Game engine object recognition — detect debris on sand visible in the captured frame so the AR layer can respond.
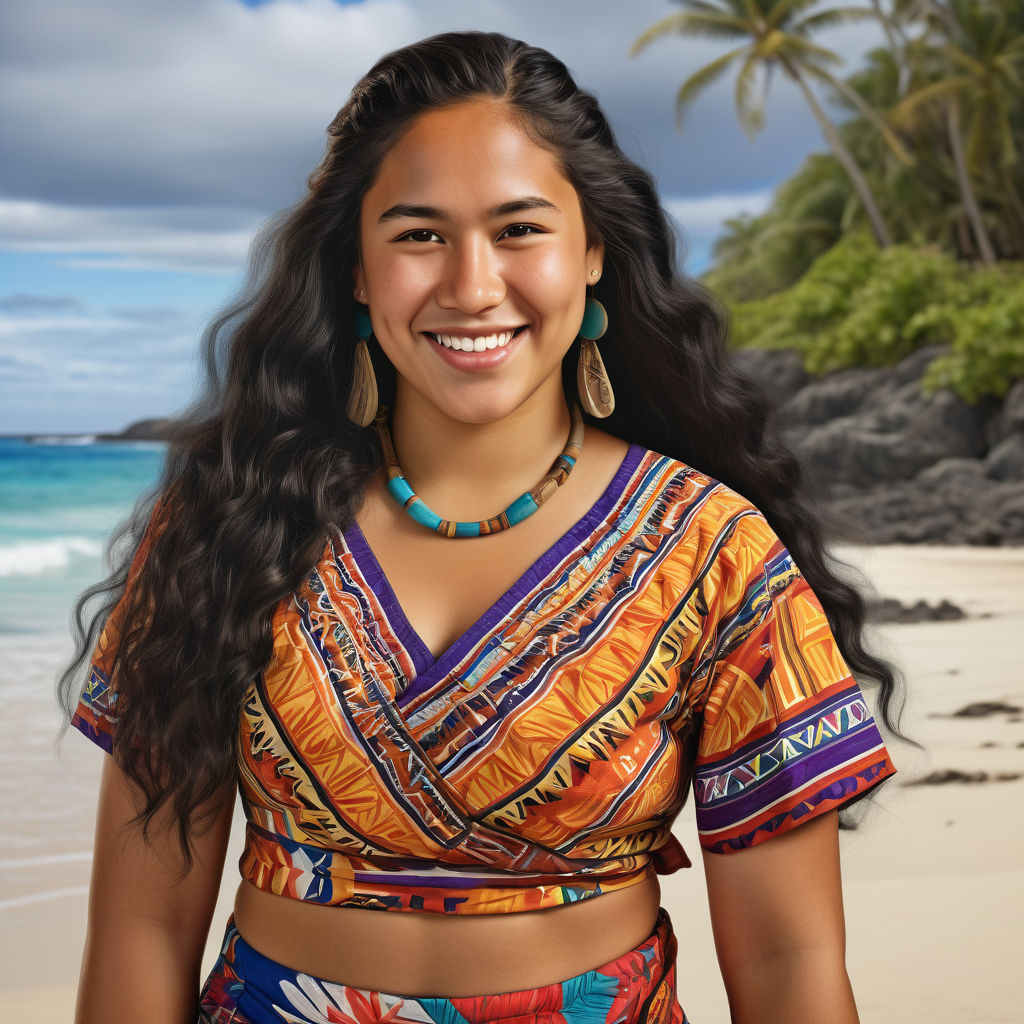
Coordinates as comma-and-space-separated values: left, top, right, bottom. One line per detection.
950, 701, 1022, 718
868, 597, 967, 623
906, 770, 1022, 785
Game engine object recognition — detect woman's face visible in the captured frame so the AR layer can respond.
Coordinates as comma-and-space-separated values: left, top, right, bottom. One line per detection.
354, 97, 604, 425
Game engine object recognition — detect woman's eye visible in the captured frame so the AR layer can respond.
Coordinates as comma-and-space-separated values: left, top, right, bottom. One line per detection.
500, 224, 541, 239
399, 229, 442, 243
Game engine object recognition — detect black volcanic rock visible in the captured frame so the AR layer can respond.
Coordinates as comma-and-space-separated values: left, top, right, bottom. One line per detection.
732, 347, 811, 407
753, 343, 1024, 545
985, 433, 1024, 481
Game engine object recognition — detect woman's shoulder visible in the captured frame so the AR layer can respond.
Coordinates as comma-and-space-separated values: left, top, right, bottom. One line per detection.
622, 435, 763, 525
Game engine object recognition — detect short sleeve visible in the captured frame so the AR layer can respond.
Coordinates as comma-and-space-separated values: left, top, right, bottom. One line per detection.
70, 495, 173, 755
692, 505, 896, 854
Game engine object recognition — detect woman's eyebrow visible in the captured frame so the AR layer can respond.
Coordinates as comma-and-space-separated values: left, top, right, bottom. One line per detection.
377, 196, 561, 223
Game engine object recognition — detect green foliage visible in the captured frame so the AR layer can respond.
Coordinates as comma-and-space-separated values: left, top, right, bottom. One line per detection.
700, 154, 847, 303
920, 269, 1024, 401
694, 0, 1024, 297
728, 232, 882, 354
728, 234, 1024, 402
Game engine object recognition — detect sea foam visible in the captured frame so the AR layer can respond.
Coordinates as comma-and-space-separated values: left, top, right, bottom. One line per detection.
0, 537, 103, 577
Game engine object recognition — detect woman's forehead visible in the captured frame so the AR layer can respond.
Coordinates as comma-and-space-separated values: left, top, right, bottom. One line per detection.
361, 98, 580, 221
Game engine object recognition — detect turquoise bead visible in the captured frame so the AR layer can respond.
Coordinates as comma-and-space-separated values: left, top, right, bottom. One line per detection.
505, 492, 539, 525
388, 476, 416, 506
408, 502, 443, 531
579, 298, 608, 341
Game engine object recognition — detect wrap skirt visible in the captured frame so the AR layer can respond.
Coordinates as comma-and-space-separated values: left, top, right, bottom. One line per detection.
197, 905, 690, 1023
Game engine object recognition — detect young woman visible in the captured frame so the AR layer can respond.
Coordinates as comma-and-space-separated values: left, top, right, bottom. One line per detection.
60, 31, 902, 1024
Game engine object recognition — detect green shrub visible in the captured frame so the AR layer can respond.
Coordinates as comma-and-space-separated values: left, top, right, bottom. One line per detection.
726, 234, 1024, 402
811, 243, 958, 374
921, 274, 1024, 402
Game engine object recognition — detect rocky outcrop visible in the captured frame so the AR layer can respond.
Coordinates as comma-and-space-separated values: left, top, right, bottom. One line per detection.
732, 345, 1024, 545
96, 418, 178, 442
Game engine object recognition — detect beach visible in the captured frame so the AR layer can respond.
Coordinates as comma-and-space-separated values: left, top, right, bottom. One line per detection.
2, 539, 1021, 1021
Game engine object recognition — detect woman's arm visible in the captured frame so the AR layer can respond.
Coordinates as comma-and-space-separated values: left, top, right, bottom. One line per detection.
702, 810, 858, 1024
75, 754, 234, 1024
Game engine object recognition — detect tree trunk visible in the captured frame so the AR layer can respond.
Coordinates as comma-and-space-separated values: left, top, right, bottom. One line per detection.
1001, 168, 1024, 255
870, 0, 912, 98
785, 61, 893, 247
955, 212, 973, 261
947, 94, 996, 265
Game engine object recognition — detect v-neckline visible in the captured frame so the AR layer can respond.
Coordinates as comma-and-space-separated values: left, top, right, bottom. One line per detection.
336, 441, 644, 697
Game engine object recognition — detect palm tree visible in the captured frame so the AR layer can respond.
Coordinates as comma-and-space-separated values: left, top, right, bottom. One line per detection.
890, 0, 1024, 264
630, 0, 913, 247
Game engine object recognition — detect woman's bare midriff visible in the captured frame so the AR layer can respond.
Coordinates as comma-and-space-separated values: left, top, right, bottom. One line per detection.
231, 871, 663, 997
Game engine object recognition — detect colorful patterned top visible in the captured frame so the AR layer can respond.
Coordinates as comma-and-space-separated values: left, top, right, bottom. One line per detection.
72, 442, 896, 914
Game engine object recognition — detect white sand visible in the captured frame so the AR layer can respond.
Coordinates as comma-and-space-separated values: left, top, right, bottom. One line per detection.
4, 543, 1022, 1023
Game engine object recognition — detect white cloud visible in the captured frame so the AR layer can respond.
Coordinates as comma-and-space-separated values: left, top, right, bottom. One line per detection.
665, 190, 775, 233
0, 200, 260, 273
0, 296, 200, 432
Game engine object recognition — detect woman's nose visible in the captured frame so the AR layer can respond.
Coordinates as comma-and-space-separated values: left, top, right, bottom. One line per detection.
436, 240, 505, 313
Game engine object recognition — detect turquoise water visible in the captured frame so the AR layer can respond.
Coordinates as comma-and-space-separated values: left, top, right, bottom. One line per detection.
0, 437, 167, 634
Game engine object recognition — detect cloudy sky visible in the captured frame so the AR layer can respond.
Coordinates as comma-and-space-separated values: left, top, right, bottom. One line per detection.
0, 0, 887, 433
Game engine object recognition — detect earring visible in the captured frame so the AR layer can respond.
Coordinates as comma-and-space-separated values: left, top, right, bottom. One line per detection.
346, 303, 380, 428
576, 295, 615, 418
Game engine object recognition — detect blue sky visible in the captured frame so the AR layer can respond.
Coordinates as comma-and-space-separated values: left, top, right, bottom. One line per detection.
0, 0, 888, 433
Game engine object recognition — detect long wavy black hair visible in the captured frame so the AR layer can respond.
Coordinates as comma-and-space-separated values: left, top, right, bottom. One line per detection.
57, 30, 909, 868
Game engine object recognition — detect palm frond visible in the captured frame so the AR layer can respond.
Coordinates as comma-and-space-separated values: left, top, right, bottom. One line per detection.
795, 7, 881, 33
890, 75, 971, 126
946, 46, 988, 80
778, 34, 846, 66
801, 62, 915, 164
735, 52, 765, 138
631, 11, 750, 57
676, 0, 734, 15
672, 44, 751, 131
765, 0, 824, 29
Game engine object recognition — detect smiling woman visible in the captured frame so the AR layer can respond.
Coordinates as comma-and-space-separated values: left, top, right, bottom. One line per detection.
57, 29, 904, 1024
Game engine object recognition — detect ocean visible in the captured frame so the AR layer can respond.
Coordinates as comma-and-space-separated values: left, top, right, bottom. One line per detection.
0, 436, 167, 635
1, 436, 167, 914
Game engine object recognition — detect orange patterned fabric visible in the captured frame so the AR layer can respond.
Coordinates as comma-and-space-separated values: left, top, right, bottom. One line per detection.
73, 444, 896, 913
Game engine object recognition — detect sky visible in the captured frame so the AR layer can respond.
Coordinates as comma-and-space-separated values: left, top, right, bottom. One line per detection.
0, 0, 889, 434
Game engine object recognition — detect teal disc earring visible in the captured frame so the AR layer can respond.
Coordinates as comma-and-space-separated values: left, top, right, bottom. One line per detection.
576, 295, 615, 418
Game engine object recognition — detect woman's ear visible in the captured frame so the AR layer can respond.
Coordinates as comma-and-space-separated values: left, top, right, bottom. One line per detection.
586, 238, 605, 279
352, 261, 367, 303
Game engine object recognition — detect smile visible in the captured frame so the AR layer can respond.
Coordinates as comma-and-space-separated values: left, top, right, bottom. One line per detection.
426, 327, 527, 352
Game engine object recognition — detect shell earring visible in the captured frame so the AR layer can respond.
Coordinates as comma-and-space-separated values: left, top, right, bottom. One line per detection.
346, 298, 380, 428
576, 273, 615, 418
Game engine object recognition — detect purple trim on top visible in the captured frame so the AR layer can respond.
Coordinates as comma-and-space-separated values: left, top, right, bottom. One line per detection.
340, 442, 646, 705
695, 726, 889, 833
70, 712, 113, 755
341, 521, 436, 671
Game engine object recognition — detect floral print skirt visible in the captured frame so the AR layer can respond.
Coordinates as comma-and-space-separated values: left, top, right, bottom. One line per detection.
198, 905, 689, 1024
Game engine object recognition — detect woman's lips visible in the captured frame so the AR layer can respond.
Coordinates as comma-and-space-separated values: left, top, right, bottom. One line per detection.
424, 326, 528, 370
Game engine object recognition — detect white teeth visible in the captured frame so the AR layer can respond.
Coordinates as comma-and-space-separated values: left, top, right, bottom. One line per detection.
432, 330, 516, 352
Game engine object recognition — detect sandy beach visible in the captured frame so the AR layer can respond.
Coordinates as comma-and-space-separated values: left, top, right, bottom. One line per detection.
4, 542, 1022, 1023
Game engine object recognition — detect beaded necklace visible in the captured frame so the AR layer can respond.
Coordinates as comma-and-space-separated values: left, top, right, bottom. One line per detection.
372, 403, 585, 537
